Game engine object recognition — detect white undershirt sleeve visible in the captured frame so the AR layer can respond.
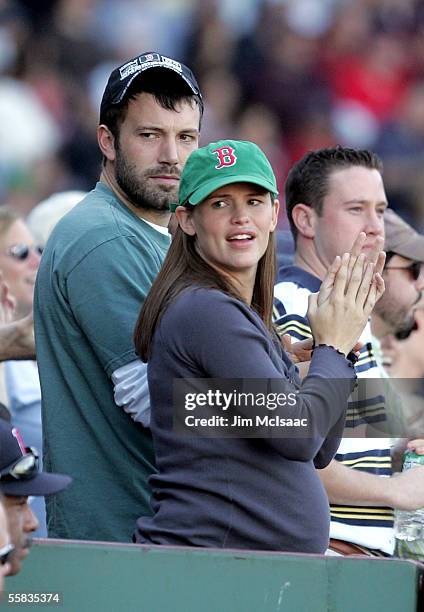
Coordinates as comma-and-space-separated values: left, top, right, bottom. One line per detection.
111, 359, 150, 427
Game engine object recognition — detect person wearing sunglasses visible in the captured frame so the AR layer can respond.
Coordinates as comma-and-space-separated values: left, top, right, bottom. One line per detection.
0, 419, 71, 577
371, 208, 424, 342
371, 210, 424, 469
0, 209, 42, 321
0, 208, 46, 536
0, 495, 12, 599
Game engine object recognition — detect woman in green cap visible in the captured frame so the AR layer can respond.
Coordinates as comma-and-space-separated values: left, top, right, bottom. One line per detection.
133, 139, 385, 553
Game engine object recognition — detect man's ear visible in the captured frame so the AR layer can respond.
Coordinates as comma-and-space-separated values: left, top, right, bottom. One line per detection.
175, 206, 196, 236
291, 203, 316, 239
97, 125, 116, 162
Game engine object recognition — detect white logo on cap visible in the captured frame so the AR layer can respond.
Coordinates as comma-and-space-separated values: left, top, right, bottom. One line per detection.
160, 55, 182, 73
119, 54, 183, 81
139, 53, 161, 65
119, 60, 141, 80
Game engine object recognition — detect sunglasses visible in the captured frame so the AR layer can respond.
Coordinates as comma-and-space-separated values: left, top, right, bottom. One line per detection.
385, 261, 422, 281
395, 319, 418, 340
3, 244, 43, 261
0, 542, 14, 566
0, 447, 39, 483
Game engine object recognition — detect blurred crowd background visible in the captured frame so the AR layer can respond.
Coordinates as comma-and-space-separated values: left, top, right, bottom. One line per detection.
2, 0, 424, 229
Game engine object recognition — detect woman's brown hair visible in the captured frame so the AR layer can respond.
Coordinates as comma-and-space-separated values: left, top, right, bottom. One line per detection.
134, 202, 277, 362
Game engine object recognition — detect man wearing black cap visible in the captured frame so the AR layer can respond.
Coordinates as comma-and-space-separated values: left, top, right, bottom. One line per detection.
33, 52, 202, 541
0, 420, 71, 575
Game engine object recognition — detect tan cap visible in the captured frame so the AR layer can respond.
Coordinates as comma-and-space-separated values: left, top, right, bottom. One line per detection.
384, 208, 424, 262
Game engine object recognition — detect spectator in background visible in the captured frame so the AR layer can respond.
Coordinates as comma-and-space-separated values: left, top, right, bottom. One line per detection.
382, 307, 424, 389
26, 190, 87, 248
34, 52, 203, 542
372, 208, 424, 344
234, 2, 332, 147
374, 210, 424, 438
375, 83, 424, 225
326, 33, 410, 125
235, 103, 288, 211
0, 209, 41, 320
0, 269, 34, 368
0, 208, 45, 536
0, 420, 71, 577
198, 68, 240, 145
183, 0, 235, 80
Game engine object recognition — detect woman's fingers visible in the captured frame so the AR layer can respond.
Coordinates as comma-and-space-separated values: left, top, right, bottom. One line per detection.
307, 291, 318, 317
347, 232, 366, 281
354, 261, 374, 307
318, 255, 342, 306
331, 252, 350, 302
365, 235, 384, 266
374, 250, 386, 277
310, 232, 385, 354
364, 273, 385, 316
375, 272, 385, 298
349, 232, 367, 258
343, 234, 385, 308
345, 253, 367, 301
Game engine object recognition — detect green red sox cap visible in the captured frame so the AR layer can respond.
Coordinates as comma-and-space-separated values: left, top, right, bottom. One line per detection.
170, 140, 278, 212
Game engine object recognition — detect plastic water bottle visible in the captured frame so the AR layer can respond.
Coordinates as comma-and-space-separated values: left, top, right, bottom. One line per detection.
394, 451, 424, 560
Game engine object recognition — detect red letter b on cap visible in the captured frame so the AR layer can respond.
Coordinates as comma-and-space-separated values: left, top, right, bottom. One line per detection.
213, 146, 237, 169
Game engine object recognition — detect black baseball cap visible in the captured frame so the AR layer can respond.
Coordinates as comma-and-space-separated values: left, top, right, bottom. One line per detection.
100, 51, 202, 122
0, 420, 72, 497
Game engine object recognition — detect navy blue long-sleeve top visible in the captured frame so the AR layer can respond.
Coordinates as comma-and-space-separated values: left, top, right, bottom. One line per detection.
135, 288, 356, 553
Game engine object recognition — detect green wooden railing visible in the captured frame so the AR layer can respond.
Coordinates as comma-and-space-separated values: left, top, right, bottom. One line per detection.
3, 540, 423, 611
